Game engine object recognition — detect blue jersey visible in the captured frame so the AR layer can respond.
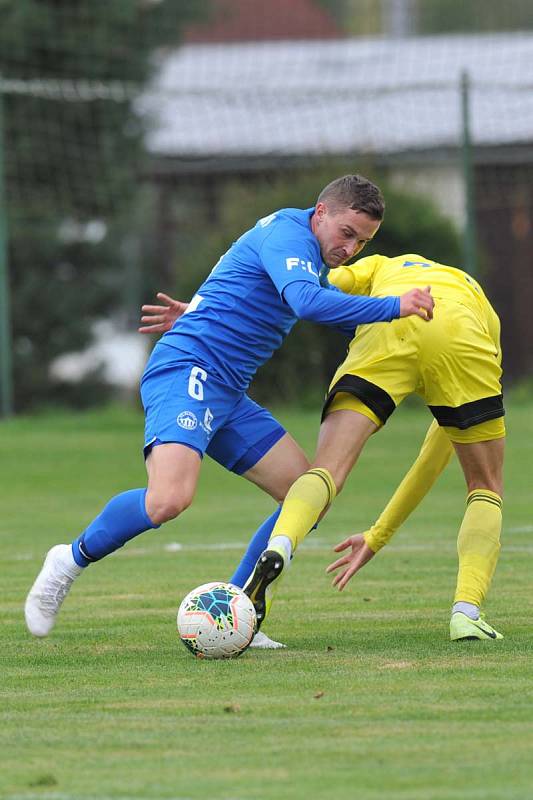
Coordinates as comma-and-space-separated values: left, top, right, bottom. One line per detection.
160, 207, 397, 391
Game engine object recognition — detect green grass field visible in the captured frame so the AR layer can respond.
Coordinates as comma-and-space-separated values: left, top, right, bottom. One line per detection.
1, 401, 532, 800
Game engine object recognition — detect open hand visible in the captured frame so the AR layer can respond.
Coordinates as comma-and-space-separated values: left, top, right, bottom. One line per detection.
326, 533, 376, 591
399, 286, 434, 321
138, 292, 188, 334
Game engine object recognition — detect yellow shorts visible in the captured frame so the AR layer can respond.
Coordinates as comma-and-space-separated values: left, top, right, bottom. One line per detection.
324, 298, 505, 443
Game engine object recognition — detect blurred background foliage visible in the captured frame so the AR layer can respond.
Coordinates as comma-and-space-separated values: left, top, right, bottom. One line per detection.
0, 0, 209, 410
318, 0, 533, 35
1, 0, 531, 412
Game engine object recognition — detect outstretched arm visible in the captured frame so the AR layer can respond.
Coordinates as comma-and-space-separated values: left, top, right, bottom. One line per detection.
138, 292, 188, 334
326, 420, 454, 590
283, 281, 433, 330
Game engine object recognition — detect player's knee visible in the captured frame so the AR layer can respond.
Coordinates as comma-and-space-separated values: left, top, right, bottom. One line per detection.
268, 465, 310, 503
319, 465, 345, 495
274, 475, 302, 503
146, 491, 193, 525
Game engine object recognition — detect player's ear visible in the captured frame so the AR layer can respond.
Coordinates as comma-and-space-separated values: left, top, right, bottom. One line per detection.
315, 201, 327, 219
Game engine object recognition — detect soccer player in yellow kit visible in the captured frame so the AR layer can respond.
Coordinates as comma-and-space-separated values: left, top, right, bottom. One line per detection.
245, 253, 505, 641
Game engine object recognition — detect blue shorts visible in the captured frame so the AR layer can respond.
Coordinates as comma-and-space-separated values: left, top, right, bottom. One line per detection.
140, 343, 286, 475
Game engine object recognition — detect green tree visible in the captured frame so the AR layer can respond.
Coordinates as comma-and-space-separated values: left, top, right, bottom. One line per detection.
0, 0, 208, 410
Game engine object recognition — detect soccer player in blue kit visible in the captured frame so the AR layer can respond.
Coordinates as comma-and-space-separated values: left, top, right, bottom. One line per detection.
25, 175, 433, 638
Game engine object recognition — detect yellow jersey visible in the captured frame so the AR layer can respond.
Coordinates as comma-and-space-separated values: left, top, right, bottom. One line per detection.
329, 253, 500, 359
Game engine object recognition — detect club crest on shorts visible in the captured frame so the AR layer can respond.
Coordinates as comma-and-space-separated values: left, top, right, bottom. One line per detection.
201, 407, 214, 434
177, 410, 198, 430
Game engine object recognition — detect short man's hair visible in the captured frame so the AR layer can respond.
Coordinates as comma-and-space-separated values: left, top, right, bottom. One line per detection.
317, 174, 385, 220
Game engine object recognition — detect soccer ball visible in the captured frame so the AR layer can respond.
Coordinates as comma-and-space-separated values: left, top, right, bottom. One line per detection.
177, 582, 257, 659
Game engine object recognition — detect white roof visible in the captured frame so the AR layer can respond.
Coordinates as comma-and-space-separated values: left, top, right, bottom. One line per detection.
138, 32, 533, 158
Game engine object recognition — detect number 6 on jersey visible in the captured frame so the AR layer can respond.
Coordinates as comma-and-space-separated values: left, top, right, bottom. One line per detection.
188, 366, 207, 401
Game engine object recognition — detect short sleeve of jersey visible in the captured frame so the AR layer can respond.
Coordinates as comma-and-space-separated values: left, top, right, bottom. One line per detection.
328, 255, 380, 296
259, 223, 321, 296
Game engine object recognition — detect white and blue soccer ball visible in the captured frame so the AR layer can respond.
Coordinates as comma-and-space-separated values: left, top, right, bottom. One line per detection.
177, 582, 257, 659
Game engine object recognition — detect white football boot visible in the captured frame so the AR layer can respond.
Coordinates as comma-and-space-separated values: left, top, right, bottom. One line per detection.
248, 630, 287, 649
25, 544, 83, 637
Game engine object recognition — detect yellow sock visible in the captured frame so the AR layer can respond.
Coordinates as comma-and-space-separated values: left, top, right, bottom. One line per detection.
269, 468, 337, 553
454, 489, 502, 607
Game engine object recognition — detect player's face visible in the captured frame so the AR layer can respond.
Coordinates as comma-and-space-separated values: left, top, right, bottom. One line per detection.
312, 202, 381, 268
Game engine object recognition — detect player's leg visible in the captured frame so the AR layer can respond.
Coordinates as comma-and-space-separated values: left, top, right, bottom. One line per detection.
206, 396, 310, 580
268, 406, 377, 552
25, 349, 222, 637
264, 374, 400, 561
70, 442, 200, 568
419, 299, 505, 640
448, 426, 505, 640
236, 432, 312, 648
249, 360, 408, 571
206, 399, 310, 640
227, 507, 281, 589
145, 442, 202, 523
204, 398, 310, 647
69, 442, 202, 567
227, 433, 309, 588
242, 431, 310, 502
24, 441, 203, 638
245, 406, 378, 627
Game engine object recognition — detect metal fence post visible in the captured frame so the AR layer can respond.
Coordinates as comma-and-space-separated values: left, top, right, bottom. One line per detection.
461, 70, 477, 276
0, 80, 14, 417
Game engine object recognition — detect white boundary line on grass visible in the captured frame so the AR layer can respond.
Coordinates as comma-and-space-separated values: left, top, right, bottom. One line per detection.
5, 795, 203, 800
9, 526, 533, 564
507, 525, 533, 533
5, 795, 246, 800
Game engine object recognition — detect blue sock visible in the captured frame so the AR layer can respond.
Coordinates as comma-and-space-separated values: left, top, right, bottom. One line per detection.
228, 510, 321, 588
71, 488, 160, 567
228, 507, 281, 588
